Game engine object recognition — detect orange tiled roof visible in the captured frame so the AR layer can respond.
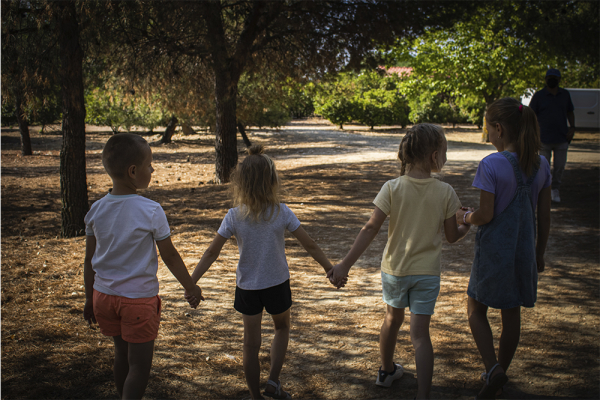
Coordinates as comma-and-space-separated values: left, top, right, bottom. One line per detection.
379, 66, 413, 77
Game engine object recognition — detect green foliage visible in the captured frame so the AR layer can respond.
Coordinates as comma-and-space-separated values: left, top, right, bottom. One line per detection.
354, 71, 409, 128
284, 82, 315, 119
392, 8, 552, 124
313, 70, 409, 129
84, 86, 168, 133
455, 95, 486, 127
1, 92, 62, 129
316, 98, 357, 129
236, 73, 294, 128
408, 91, 467, 126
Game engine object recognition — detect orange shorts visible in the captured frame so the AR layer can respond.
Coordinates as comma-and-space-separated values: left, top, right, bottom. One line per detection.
93, 289, 161, 343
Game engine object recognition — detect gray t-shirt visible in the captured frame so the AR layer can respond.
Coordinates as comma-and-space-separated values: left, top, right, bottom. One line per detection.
217, 203, 301, 290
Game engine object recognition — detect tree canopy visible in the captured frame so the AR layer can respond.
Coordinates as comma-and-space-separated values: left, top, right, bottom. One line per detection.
97, 0, 472, 182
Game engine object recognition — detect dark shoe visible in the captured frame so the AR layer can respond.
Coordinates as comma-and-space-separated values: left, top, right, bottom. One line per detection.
375, 363, 404, 387
263, 379, 291, 399
475, 363, 508, 399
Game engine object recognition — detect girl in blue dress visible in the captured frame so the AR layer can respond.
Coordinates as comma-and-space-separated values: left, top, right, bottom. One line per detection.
458, 98, 552, 399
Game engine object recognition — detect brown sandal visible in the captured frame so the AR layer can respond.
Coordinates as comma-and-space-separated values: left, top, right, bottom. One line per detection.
475, 363, 508, 399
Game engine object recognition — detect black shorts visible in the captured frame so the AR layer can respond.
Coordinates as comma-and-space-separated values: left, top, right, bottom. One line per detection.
234, 280, 292, 316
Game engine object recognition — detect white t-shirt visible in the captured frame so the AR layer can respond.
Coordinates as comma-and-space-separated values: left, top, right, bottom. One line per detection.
85, 193, 171, 298
217, 203, 301, 290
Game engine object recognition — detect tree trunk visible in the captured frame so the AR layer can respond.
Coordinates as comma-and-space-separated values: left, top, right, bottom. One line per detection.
15, 95, 32, 156
213, 72, 239, 183
58, 0, 88, 238
160, 116, 178, 144
182, 123, 196, 135
237, 121, 252, 147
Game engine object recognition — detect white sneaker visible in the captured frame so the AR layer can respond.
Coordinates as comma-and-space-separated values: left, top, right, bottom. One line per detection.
551, 189, 561, 203
375, 363, 404, 387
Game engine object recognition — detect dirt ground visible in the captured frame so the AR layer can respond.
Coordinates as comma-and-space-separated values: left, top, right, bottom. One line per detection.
1, 119, 599, 400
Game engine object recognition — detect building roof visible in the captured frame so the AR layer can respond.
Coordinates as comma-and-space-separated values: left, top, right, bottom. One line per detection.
380, 66, 413, 77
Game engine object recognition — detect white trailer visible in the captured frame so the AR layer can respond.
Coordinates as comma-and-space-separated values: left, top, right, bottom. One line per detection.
522, 88, 599, 129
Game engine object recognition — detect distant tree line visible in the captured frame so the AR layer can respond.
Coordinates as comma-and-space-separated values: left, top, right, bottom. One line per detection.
1, 0, 598, 237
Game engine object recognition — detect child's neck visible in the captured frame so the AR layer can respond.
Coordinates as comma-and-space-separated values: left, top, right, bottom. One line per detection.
406, 163, 432, 179
110, 180, 138, 196
496, 141, 517, 153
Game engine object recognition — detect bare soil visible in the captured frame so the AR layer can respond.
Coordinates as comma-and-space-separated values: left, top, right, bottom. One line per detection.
1, 119, 599, 399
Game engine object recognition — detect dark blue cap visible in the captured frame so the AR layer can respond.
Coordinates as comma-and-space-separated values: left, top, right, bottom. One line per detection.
546, 68, 561, 78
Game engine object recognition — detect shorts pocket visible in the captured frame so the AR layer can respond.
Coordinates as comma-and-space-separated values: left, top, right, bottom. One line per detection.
120, 298, 155, 326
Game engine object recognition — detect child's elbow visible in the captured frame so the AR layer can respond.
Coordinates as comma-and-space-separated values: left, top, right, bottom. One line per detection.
363, 224, 380, 236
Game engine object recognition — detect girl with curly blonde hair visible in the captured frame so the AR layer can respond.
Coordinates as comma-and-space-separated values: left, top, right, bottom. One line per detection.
189, 144, 337, 400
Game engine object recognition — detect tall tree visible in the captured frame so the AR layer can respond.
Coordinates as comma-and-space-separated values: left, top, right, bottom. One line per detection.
56, 0, 88, 237
105, 0, 470, 182
1, 0, 59, 156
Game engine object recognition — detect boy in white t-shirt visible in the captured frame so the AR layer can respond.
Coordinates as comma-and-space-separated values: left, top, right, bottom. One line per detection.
83, 133, 203, 400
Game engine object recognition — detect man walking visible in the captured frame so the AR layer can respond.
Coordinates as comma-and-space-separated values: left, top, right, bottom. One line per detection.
529, 68, 576, 203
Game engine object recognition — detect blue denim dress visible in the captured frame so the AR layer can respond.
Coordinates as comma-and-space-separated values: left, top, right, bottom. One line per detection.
467, 151, 539, 309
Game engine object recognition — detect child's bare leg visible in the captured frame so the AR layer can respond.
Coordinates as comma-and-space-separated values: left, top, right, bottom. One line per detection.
266, 308, 291, 391
379, 305, 405, 372
498, 307, 520, 373
242, 313, 264, 400
113, 336, 129, 398
467, 296, 504, 376
410, 313, 433, 399
122, 339, 154, 400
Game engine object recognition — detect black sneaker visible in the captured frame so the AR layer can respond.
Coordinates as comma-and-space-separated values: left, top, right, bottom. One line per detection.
375, 363, 404, 387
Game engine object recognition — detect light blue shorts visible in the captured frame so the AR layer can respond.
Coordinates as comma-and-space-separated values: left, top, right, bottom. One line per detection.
381, 272, 441, 315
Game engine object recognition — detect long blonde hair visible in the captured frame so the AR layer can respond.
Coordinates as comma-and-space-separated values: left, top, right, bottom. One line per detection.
398, 123, 445, 175
486, 97, 541, 176
230, 145, 281, 222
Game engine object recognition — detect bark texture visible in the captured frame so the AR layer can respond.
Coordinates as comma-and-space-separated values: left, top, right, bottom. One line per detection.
15, 94, 32, 156
58, 0, 88, 237
237, 122, 252, 147
161, 115, 178, 144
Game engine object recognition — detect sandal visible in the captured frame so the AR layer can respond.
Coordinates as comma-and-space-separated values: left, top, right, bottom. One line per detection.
263, 379, 291, 399
480, 371, 504, 397
475, 363, 508, 399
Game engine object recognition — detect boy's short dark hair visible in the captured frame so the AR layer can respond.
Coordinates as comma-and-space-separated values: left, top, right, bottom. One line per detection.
102, 133, 149, 179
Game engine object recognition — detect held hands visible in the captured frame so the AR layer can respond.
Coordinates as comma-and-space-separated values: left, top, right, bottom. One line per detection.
184, 285, 205, 309
327, 264, 350, 289
457, 207, 475, 226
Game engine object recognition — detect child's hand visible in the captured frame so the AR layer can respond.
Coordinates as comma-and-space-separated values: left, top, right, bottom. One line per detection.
185, 285, 205, 309
83, 299, 97, 327
327, 264, 349, 289
536, 255, 545, 273
457, 207, 474, 225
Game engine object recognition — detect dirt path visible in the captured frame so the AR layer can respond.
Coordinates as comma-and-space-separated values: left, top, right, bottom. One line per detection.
1, 119, 598, 399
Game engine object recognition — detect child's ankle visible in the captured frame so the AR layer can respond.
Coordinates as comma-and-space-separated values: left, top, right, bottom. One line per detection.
381, 363, 396, 374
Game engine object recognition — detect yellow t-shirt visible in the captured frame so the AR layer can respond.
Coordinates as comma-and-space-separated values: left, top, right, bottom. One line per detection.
373, 176, 461, 277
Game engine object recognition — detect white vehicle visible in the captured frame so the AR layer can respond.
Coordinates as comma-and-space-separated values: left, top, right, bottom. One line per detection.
566, 88, 599, 129
522, 88, 600, 129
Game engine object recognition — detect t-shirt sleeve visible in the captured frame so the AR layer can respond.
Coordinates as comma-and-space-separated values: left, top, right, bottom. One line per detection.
283, 204, 301, 232
217, 209, 235, 239
84, 211, 94, 236
152, 206, 171, 241
445, 186, 462, 219
540, 156, 552, 189
373, 181, 391, 215
472, 158, 496, 195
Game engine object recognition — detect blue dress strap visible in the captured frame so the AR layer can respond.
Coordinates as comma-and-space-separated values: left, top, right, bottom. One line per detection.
500, 151, 539, 187
501, 151, 524, 186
